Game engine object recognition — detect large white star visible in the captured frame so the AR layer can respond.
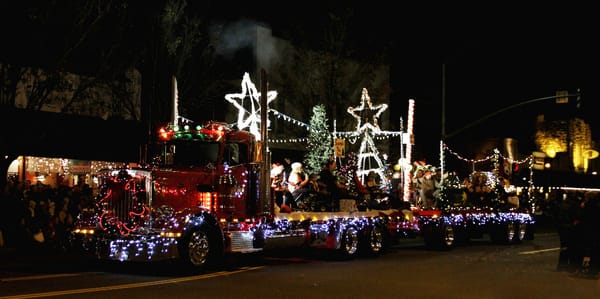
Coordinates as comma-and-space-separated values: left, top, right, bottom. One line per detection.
347, 88, 388, 133
224, 72, 277, 141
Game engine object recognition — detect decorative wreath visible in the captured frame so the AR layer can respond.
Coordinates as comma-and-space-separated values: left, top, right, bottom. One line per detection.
97, 171, 149, 236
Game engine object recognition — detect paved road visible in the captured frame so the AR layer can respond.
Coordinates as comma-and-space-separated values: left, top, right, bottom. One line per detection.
1, 227, 599, 299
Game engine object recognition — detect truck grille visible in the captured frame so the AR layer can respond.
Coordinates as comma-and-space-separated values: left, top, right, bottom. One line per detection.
107, 190, 137, 223
96, 169, 152, 235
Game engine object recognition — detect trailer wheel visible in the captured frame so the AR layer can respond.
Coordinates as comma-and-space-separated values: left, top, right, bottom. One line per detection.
338, 226, 359, 259
439, 225, 455, 250
180, 227, 222, 271
491, 222, 515, 244
424, 225, 455, 251
362, 225, 384, 256
514, 222, 527, 243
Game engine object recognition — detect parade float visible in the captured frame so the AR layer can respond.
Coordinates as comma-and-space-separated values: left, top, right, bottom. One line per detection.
69, 73, 419, 271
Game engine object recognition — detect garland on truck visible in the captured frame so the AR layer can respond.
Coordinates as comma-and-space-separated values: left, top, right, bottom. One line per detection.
434, 144, 534, 211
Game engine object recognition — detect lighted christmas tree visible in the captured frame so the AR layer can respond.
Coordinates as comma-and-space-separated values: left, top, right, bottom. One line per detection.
303, 104, 333, 175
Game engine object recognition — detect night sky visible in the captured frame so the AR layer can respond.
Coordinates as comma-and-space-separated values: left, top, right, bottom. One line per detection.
390, 13, 599, 160
234, 3, 599, 160
2, 1, 597, 163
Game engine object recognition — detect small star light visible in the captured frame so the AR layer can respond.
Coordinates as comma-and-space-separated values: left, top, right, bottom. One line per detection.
225, 72, 277, 140
347, 88, 388, 133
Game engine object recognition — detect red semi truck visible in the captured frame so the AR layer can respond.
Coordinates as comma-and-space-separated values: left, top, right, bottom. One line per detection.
69, 121, 420, 271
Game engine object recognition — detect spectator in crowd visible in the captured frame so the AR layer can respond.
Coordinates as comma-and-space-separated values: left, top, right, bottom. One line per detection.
554, 191, 583, 273
0, 181, 29, 249
578, 191, 600, 277
51, 199, 74, 251
0, 180, 85, 252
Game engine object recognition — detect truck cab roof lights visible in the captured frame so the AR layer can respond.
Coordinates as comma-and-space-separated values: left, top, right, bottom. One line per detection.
159, 122, 230, 141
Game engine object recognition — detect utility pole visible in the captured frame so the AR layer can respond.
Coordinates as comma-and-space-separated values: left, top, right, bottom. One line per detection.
260, 69, 271, 216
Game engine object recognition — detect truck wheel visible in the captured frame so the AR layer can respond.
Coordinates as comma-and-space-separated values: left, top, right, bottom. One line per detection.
513, 223, 527, 243
424, 225, 455, 251
439, 225, 455, 250
180, 228, 222, 271
338, 226, 359, 259
491, 222, 515, 244
362, 225, 385, 256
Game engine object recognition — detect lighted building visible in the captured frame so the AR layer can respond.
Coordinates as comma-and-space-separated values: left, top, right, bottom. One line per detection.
534, 91, 598, 174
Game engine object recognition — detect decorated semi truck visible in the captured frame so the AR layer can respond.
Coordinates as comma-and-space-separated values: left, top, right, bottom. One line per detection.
410, 158, 536, 250
69, 120, 420, 270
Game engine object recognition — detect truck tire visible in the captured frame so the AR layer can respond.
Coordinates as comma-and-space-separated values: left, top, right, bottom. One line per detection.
179, 227, 222, 271
338, 226, 359, 259
424, 224, 455, 251
491, 222, 515, 244
361, 225, 385, 256
513, 222, 527, 243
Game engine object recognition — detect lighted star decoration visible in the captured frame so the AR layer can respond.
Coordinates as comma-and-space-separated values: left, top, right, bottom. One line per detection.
345, 88, 390, 186
347, 88, 388, 133
225, 72, 278, 140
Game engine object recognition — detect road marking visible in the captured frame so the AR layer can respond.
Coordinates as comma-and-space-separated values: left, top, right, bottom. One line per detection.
0, 266, 264, 299
0, 273, 93, 282
518, 247, 560, 255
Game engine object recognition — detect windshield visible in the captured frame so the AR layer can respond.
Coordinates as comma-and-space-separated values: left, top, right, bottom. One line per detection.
157, 140, 249, 167
168, 141, 219, 166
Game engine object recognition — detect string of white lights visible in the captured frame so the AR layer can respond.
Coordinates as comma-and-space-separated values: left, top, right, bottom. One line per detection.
443, 143, 533, 166
443, 143, 495, 164
268, 138, 308, 143
269, 109, 312, 131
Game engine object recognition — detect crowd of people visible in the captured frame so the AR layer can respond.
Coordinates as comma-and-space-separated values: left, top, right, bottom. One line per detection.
270, 158, 398, 212
0, 178, 92, 253
271, 159, 349, 212
552, 190, 600, 278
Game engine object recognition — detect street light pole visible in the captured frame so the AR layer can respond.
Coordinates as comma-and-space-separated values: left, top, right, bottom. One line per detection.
440, 64, 446, 188
444, 92, 581, 140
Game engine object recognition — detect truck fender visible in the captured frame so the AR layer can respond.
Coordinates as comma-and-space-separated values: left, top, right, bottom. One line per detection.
177, 211, 225, 270
181, 211, 224, 244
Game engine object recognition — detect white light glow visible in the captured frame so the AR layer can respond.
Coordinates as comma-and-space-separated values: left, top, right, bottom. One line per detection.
347, 88, 389, 185
403, 99, 415, 202
224, 72, 277, 141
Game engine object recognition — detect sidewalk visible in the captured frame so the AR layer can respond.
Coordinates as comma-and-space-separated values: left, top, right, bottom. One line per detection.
0, 247, 89, 280
0, 241, 69, 260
